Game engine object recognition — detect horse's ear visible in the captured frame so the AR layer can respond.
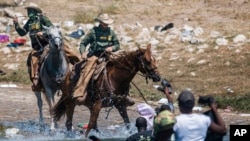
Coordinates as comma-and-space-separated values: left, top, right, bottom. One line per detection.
145, 44, 152, 61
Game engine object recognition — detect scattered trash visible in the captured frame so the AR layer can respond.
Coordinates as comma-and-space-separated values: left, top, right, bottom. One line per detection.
0, 34, 10, 43
6, 37, 26, 48
68, 27, 85, 39
13, 37, 26, 45
161, 23, 174, 32
0, 69, 6, 75
154, 23, 174, 32
77, 122, 88, 129
6, 43, 19, 48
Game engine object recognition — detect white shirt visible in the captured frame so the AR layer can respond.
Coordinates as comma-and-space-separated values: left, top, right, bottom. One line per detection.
173, 113, 211, 141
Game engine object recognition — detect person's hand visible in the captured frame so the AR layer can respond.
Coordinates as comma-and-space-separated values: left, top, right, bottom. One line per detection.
36, 32, 43, 36
81, 52, 87, 60
210, 102, 218, 111
13, 15, 18, 24
105, 47, 113, 53
164, 87, 171, 95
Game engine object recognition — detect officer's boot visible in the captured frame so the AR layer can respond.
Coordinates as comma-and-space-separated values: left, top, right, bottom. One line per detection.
125, 95, 135, 106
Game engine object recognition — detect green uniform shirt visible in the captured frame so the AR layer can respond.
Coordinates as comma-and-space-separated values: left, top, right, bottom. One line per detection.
79, 26, 120, 56
14, 15, 53, 50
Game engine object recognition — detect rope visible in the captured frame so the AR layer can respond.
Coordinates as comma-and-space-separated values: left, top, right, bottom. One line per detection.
105, 106, 114, 119
131, 81, 148, 104
34, 34, 46, 51
108, 52, 149, 104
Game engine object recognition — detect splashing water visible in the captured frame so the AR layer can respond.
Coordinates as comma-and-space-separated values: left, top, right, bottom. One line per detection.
0, 119, 139, 141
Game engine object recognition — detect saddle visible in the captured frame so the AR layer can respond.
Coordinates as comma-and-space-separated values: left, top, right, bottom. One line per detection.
93, 58, 107, 80
71, 58, 107, 82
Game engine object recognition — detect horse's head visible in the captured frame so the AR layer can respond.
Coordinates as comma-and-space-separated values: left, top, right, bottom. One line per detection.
43, 25, 63, 51
137, 44, 161, 82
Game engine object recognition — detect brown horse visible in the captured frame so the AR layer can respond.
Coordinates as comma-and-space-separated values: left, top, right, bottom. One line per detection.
53, 44, 161, 137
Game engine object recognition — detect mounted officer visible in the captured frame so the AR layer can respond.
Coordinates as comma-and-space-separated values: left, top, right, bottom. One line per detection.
72, 13, 134, 106
72, 13, 120, 100
13, 5, 80, 90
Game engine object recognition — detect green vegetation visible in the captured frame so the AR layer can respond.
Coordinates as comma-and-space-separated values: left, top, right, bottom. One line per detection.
215, 93, 250, 112
0, 69, 30, 84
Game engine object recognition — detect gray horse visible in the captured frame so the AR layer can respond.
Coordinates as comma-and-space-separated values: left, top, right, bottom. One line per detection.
34, 25, 69, 130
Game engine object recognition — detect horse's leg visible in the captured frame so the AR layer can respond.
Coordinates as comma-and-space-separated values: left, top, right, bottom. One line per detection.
65, 99, 76, 131
116, 105, 130, 129
34, 91, 44, 125
44, 90, 57, 130
85, 100, 102, 137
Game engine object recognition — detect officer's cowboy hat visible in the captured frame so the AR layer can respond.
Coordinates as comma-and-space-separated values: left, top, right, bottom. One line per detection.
25, 6, 43, 13
96, 13, 113, 24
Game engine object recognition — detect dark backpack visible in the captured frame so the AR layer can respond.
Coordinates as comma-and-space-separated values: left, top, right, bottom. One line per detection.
203, 110, 227, 141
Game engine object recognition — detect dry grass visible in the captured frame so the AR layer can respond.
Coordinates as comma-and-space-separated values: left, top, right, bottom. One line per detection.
0, 0, 17, 7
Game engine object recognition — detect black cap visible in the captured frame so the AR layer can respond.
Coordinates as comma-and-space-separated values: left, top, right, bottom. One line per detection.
135, 117, 147, 128
178, 90, 195, 109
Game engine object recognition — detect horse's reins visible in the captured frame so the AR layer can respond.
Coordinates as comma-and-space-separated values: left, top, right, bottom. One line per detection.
107, 53, 150, 104
108, 53, 148, 78
131, 81, 148, 104
33, 34, 47, 51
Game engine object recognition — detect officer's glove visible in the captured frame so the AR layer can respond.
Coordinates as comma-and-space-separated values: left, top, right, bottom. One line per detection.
81, 52, 87, 60
105, 47, 113, 53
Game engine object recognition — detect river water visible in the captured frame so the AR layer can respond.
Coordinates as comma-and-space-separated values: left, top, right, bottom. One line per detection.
0, 86, 248, 141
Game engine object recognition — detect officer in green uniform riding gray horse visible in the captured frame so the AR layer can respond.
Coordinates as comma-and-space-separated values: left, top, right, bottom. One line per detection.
72, 13, 134, 105
13, 6, 80, 91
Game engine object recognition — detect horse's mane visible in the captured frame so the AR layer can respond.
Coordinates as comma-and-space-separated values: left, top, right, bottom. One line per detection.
109, 49, 145, 66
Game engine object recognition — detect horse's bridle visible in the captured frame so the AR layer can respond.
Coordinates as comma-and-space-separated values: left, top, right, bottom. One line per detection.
138, 55, 158, 80
49, 36, 63, 45
49, 33, 63, 44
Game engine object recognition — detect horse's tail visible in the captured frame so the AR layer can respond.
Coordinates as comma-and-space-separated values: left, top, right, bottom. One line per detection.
53, 72, 72, 122
52, 95, 67, 122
